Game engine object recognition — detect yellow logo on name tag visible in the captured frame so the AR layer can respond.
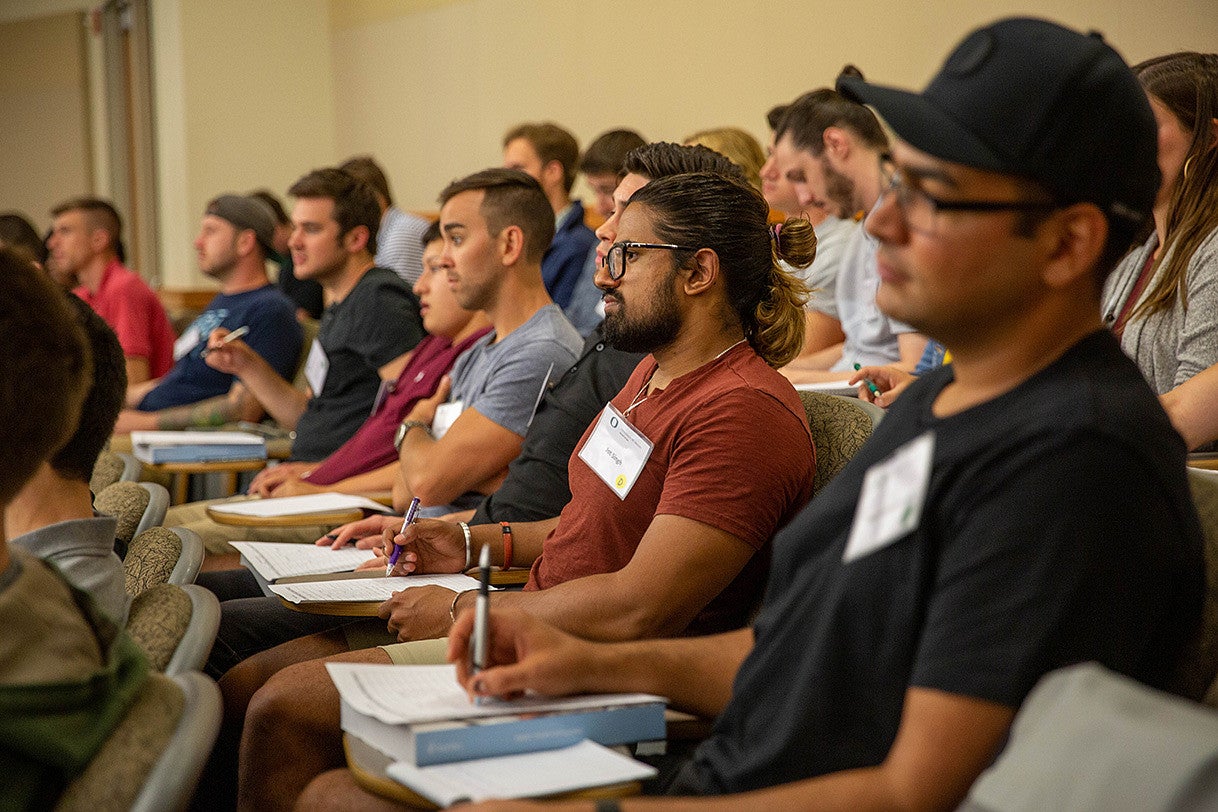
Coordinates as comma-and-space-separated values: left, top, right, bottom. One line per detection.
615, 475, 626, 489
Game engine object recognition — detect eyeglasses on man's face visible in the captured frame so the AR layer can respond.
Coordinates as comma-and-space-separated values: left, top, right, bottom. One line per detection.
603, 241, 697, 281
877, 154, 1059, 235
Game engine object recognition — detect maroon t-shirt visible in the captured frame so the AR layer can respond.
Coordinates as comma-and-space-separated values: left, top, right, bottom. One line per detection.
305, 328, 490, 484
526, 343, 816, 634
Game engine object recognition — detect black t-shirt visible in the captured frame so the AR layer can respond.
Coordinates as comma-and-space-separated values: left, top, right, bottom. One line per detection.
471, 325, 643, 524
292, 267, 423, 461
686, 330, 1204, 794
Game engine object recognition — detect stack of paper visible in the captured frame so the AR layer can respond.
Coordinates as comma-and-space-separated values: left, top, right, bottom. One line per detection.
231, 541, 379, 596
386, 740, 656, 805
206, 493, 394, 519
270, 573, 488, 605
328, 663, 662, 801
131, 430, 267, 464
792, 380, 860, 397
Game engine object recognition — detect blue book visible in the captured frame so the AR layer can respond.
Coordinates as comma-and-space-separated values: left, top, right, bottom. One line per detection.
136, 444, 268, 464
131, 430, 267, 464
342, 699, 666, 767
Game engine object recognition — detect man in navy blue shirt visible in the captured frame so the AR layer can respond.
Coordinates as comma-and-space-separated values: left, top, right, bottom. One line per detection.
113, 194, 302, 433
502, 122, 598, 311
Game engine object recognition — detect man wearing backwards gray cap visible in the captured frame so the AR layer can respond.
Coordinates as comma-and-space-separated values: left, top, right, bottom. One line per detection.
113, 194, 302, 433
312, 18, 1205, 811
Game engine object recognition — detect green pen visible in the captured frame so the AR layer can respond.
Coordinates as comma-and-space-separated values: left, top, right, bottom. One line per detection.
853, 363, 882, 398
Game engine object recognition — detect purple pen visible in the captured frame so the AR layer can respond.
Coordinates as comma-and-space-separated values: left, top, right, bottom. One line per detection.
386, 496, 421, 576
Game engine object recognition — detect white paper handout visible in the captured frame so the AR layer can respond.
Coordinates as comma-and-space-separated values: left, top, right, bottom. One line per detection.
270, 574, 487, 605
230, 541, 378, 581
386, 740, 656, 806
792, 380, 860, 397
326, 663, 665, 726
131, 430, 265, 447
207, 493, 394, 519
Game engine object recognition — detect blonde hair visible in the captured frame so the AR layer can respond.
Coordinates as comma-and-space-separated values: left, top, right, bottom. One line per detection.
683, 127, 767, 191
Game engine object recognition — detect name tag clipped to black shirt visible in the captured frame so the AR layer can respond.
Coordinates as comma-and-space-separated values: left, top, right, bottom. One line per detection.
843, 430, 935, 562
578, 404, 653, 500
304, 340, 329, 397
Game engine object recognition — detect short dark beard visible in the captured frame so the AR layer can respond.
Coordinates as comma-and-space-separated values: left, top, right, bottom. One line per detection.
823, 160, 857, 218
601, 269, 681, 354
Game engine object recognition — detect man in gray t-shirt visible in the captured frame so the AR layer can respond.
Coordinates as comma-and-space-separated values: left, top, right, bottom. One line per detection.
389, 168, 582, 516
416, 303, 580, 515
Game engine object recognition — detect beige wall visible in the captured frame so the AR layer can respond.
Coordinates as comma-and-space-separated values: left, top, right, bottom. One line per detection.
329, 0, 1218, 213
0, 11, 92, 235
154, 0, 337, 287
2, 0, 1216, 284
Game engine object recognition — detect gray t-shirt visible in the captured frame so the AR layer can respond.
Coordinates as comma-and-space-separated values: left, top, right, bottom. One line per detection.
1101, 226, 1218, 394
11, 515, 129, 627
787, 215, 858, 320
418, 303, 582, 516
829, 205, 916, 372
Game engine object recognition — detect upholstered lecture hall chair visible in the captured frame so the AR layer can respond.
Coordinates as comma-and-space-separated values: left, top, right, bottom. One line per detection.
94, 480, 170, 552
125, 582, 220, 675
53, 671, 221, 812
124, 525, 204, 594
90, 449, 142, 493
797, 391, 884, 496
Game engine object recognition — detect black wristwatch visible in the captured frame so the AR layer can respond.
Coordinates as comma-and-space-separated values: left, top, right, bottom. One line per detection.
394, 419, 432, 451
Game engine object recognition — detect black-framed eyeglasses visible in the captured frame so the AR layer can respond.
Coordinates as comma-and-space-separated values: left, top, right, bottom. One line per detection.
603, 241, 698, 281
878, 154, 1058, 235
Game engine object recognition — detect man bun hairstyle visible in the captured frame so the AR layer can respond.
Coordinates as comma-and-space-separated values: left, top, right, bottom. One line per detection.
626, 172, 814, 368
776, 70, 888, 156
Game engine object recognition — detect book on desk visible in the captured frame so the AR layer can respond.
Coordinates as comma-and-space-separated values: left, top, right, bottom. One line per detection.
329, 663, 662, 802
131, 430, 267, 464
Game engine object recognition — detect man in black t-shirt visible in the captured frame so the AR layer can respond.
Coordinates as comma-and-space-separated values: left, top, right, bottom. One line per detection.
323, 18, 1207, 812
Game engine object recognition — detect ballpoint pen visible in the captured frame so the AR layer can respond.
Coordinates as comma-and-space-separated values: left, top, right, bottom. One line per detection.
200, 325, 249, 357
386, 496, 421, 576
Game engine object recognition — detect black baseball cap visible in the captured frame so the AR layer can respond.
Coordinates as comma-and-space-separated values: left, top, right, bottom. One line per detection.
205, 194, 281, 262
838, 17, 1158, 242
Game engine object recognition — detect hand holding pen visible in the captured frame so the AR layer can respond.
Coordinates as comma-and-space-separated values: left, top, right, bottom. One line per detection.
386, 497, 422, 576
849, 363, 917, 409
200, 325, 249, 358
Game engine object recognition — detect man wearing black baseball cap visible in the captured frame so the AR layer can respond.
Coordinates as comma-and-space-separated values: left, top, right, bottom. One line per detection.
113, 193, 303, 433
302, 18, 1206, 811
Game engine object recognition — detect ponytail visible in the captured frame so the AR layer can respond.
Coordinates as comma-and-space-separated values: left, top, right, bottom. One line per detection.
752, 217, 816, 368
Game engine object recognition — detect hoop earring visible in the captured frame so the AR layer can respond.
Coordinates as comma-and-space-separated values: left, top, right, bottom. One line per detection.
1183, 155, 1195, 180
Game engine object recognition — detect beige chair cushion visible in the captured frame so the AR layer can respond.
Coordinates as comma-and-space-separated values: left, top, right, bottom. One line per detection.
95, 482, 151, 552
124, 584, 193, 672
90, 451, 126, 494
798, 391, 880, 495
124, 527, 184, 597
54, 673, 184, 812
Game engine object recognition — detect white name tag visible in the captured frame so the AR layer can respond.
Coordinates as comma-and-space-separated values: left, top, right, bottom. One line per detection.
304, 339, 329, 397
843, 430, 935, 563
432, 400, 464, 440
578, 404, 654, 500
173, 325, 201, 361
